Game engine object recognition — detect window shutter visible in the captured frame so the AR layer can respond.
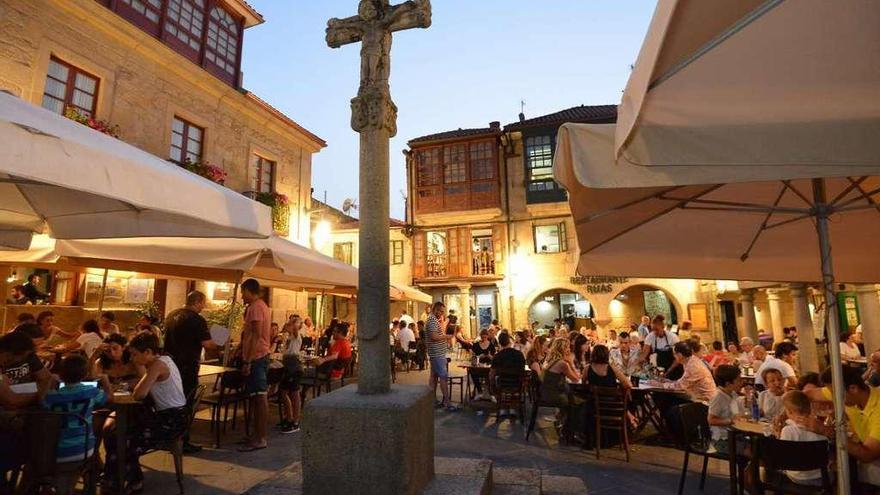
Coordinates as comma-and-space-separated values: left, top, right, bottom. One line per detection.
492, 223, 505, 274
560, 221, 569, 252
458, 227, 472, 277
413, 231, 426, 279
447, 228, 460, 277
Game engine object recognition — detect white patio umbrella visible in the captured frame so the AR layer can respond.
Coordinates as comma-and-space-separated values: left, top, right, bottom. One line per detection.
390, 284, 433, 304
0, 91, 272, 247
555, 1, 880, 492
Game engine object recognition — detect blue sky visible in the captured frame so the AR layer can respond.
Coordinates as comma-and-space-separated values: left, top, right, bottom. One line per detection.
241, 1, 656, 220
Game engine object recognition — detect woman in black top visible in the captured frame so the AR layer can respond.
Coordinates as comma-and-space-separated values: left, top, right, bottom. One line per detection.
470, 329, 495, 396
583, 345, 631, 388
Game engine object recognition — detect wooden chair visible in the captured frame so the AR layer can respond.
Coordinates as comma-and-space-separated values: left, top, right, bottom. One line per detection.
526, 376, 573, 441
144, 384, 207, 495
493, 369, 527, 422
446, 358, 464, 403
592, 386, 630, 462
757, 437, 833, 494
675, 402, 736, 495
200, 371, 249, 448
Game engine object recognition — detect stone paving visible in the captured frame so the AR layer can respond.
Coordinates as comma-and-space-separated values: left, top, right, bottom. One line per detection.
138, 368, 730, 494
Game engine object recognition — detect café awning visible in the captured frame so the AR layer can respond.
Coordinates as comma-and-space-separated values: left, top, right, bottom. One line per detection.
390, 284, 432, 304
0, 92, 272, 248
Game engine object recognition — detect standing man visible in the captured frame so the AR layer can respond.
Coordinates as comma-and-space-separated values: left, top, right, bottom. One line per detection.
399, 310, 415, 328
640, 315, 680, 372
426, 302, 456, 412
239, 278, 271, 452
637, 315, 651, 342
163, 290, 216, 453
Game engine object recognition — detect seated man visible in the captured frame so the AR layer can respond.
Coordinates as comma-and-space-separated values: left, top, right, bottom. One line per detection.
0, 328, 52, 393
490, 332, 526, 418
309, 323, 352, 378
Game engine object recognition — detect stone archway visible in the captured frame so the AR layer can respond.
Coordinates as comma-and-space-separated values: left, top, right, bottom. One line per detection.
606, 283, 684, 332
527, 288, 594, 331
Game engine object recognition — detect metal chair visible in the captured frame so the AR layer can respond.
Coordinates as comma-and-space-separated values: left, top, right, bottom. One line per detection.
526, 376, 572, 441
144, 384, 207, 495
592, 386, 630, 462
493, 369, 527, 422
675, 402, 735, 495
200, 371, 249, 448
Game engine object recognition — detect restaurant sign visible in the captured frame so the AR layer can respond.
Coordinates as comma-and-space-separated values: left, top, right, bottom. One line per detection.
569, 275, 629, 294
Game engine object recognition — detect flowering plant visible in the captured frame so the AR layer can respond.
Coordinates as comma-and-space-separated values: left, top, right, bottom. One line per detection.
64, 107, 120, 138
253, 192, 291, 235
254, 192, 290, 207
180, 159, 228, 185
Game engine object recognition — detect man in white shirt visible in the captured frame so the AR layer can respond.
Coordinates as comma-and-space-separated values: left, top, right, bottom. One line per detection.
640, 315, 680, 370
610, 331, 641, 376
399, 310, 415, 328
398, 322, 416, 352
754, 342, 798, 389
637, 315, 651, 341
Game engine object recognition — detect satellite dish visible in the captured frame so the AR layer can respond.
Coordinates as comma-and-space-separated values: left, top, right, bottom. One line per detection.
342, 198, 359, 215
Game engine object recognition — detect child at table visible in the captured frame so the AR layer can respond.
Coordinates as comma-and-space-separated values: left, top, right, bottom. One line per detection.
758, 368, 786, 420
42, 354, 112, 495
776, 390, 826, 486
707, 364, 743, 454
102, 332, 188, 493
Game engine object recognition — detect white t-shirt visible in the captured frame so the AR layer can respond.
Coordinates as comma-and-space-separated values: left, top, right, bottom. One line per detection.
708, 389, 741, 441
758, 390, 785, 419
76, 332, 104, 359
755, 356, 796, 387
841, 342, 862, 361
151, 356, 187, 411
779, 420, 826, 484
644, 331, 679, 352
398, 327, 416, 351
399, 314, 415, 327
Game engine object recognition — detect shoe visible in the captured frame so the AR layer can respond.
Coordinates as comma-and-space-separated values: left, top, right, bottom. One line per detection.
434, 400, 444, 409
182, 442, 203, 454
281, 422, 300, 434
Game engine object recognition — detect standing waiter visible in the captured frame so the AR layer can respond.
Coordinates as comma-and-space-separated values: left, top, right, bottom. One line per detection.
164, 290, 217, 453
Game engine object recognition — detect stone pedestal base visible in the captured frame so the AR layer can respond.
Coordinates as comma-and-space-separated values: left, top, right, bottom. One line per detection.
302, 384, 434, 495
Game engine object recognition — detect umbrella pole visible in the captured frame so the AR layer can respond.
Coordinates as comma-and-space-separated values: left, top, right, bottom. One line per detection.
813, 178, 850, 495
223, 282, 240, 367
97, 269, 109, 313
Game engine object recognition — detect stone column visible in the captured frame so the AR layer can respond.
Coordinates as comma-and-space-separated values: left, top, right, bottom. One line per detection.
457, 284, 472, 338
767, 290, 785, 343
857, 284, 880, 355
739, 289, 758, 341
790, 284, 819, 373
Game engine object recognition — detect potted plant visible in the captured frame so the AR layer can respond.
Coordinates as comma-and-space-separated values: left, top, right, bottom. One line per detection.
64, 107, 120, 137
254, 192, 291, 236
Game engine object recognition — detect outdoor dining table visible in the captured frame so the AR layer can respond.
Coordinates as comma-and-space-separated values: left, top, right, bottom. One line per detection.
198, 364, 236, 378
726, 417, 770, 495
457, 364, 531, 404
630, 382, 691, 437
107, 392, 143, 493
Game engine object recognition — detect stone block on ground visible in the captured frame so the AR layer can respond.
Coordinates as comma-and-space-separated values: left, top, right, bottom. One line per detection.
423, 457, 492, 495
302, 384, 434, 495
493, 467, 541, 488
540, 475, 587, 494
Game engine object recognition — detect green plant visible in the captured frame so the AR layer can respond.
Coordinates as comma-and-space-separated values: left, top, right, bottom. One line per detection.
203, 301, 245, 341
135, 300, 160, 319
180, 158, 228, 185
254, 192, 291, 235
64, 106, 120, 137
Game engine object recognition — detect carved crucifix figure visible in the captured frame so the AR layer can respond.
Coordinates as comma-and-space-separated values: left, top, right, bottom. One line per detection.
326, 1, 431, 395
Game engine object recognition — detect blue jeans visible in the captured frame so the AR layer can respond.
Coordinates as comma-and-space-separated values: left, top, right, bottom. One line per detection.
246, 356, 269, 396
429, 355, 448, 378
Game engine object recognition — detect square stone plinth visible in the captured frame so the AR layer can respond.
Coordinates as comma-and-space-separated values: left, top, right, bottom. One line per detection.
302, 384, 434, 495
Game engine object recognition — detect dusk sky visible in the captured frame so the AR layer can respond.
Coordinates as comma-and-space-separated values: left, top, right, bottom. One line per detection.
241, 1, 656, 220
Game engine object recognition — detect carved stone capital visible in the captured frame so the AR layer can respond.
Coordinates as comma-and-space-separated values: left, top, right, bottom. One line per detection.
350, 88, 398, 136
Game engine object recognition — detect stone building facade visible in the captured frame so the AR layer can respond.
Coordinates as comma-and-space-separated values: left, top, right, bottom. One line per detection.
0, 0, 325, 323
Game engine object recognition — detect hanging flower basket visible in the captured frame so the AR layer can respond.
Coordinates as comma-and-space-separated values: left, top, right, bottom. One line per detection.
180, 158, 228, 185
64, 107, 120, 138
254, 192, 291, 236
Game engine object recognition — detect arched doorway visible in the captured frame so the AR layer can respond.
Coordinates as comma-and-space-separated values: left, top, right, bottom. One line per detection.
528, 289, 594, 331
608, 284, 679, 330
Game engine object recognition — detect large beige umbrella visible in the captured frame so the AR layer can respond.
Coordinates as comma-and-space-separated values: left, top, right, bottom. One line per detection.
555, 1, 880, 492
0, 92, 272, 247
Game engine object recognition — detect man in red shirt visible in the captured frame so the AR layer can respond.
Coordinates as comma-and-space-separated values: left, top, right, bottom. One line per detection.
311, 323, 352, 379
239, 279, 271, 452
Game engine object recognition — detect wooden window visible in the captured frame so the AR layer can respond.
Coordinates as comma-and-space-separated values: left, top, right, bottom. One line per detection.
41, 57, 99, 116
250, 155, 275, 193
390, 240, 404, 265
333, 242, 354, 265
205, 5, 240, 80
533, 222, 568, 254
425, 231, 447, 278
525, 134, 567, 204
170, 117, 204, 163
164, 0, 206, 58
117, 0, 163, 33
414, 139, 499, 213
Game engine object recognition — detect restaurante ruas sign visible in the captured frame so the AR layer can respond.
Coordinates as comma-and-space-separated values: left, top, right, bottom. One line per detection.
569, 275, 629, 294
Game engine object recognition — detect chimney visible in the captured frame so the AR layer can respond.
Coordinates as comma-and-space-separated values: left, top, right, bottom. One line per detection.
489, 121, 500, 131
518, 112, 525, 123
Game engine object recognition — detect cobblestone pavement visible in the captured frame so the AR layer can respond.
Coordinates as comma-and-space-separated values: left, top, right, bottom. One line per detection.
139, 368, 729, 494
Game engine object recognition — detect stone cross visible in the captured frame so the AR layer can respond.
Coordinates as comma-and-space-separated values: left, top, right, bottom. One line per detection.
327, 0, 431, 394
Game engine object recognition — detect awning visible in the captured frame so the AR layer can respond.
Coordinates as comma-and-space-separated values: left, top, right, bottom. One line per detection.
390, 284, 432, 304
0, 92, 272, 248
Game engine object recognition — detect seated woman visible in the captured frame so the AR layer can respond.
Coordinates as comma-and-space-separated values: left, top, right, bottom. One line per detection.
89, 334, 142, 388
571, 334, 590, 374
583, 345, 632, 389
525, 336, 547, 375
541, 338, 585, 441
470, 329, 496, 399
102, 332, 188, 494
52, 319, 105, 360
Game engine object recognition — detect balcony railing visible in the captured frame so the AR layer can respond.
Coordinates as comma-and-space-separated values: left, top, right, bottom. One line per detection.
426, 253, 447, 278
472, 250, 495, 276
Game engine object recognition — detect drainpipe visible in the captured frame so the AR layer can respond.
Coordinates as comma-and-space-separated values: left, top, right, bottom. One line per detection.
500, 130, 517, 329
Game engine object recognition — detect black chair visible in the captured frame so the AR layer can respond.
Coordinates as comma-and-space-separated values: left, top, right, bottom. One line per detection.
300, 361, 335, 399
526, 376, 572, 441
592, 386, 630, 462
200, 371, 249, 448
757, 437, 833, 494
446, 358, 464, 404
492, 369, 527, 422
143, 384, 207, 495
675, 402, 737, 495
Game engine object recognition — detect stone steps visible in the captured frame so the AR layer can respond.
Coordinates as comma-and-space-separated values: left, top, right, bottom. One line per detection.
242, 458, 587, 495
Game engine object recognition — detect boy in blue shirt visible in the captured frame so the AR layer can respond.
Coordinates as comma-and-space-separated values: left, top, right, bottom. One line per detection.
42, 354, 111, 494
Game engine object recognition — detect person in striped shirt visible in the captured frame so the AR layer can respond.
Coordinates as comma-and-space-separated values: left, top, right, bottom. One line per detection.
426, 302, 456, 411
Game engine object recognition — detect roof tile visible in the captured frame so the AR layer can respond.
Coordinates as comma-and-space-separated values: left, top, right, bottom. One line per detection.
504, 104, 617, 131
